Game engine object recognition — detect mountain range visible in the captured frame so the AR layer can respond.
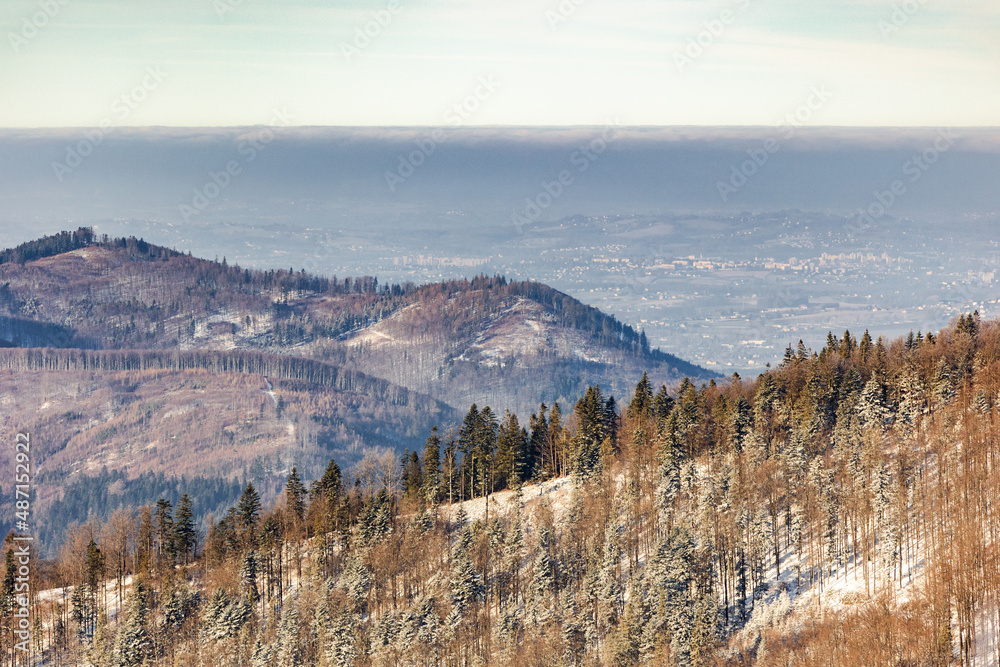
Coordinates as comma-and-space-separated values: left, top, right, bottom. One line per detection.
0, 228, 715, 549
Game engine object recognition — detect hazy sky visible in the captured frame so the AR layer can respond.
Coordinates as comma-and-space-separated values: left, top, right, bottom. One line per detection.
1, 0, 998, 127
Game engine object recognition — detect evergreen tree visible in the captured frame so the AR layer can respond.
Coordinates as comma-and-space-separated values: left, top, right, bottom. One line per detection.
458, 404, 480, 501
654, 384, 675, 427
241, 550, 261, 604
897, 369, 924, 436
422, 426, 442, 505
114, 582, 152, 667
729, 397, 752, 454
932, 358, 954, 409
251, 637, 277, 667
859, 377, 889, 430
276, 602, 304, 666
400, 450, 423, 502
155, 498, 176, 566
572, 385, 609, 481
173, 493, 197, 564
238, 482, 262, 546
357, 488, 392, 547
285, 467, 307, 524
326, 606, 360, 666
628, 371, 655, 420
449, 524, 483, 625
529, 527, 557, 627
318, 458, 343, 502
973, 388, 992, 415
202, 588, 252, 641
475, 406, 499, 498
529, 404, 550, 479
859, 329, 873, 362
496, 410, 529, 489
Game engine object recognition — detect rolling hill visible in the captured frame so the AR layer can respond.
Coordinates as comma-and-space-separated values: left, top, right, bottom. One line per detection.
0, 228, 716, 414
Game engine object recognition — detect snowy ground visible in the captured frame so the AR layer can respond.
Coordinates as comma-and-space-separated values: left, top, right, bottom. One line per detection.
439, 476, 576, 525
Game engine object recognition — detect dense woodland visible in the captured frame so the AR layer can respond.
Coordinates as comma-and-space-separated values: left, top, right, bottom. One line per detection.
5, 312, 999, 665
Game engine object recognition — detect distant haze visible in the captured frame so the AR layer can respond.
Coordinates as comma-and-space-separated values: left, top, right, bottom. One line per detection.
1, 126, 998, 371
1, 126, 998, 241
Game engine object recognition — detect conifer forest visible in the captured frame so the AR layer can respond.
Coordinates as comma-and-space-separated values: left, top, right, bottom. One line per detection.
7, 307, 1000, 665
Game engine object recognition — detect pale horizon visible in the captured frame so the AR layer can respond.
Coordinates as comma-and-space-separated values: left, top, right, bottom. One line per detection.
2, 0, 998, 128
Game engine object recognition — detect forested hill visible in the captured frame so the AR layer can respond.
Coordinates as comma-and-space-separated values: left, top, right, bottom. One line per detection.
17, 310, 1000, 665
0, 229, 715, 413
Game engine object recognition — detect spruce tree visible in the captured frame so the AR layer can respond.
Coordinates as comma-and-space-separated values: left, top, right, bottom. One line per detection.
458, 404, 480, 500
859, 377, 889, 431
318, 459, 343, 502
114, 582, 151, 667
932, 358, 954, 409
422, 426, 442, 505
238, 482, 262, 547
529, 527, 557, 626
628, 372, 655, 420
729, 397, 752, 454
276, 602, 304, 667
529, 404, 550, 480
654, 384, 675, 428
449, 524, 483, 625
496, 410, 528, 489
326, 607, 359, 666
173, 493, 197, 564
572, 385, 608, 481
285, 468, 307, 524
155, 498, 175, 566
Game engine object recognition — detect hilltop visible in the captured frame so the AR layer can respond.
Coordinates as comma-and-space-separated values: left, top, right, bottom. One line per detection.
0, 229, 715, 414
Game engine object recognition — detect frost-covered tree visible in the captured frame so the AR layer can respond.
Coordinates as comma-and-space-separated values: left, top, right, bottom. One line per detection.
275, 602, 304, 667
202, 588, 252, 642
859, 377, 889, 431
932, 358, 955, 409
449, 523, 483, 627
529, 527, 557, 627
115, 582, 153, 667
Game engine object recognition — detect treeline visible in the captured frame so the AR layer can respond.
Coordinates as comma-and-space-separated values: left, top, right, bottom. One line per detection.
0, 347, 450, 413
0, 227, 95, 265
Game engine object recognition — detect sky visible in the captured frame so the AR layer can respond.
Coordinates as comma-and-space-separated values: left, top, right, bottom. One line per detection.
1, 0, 998, 127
